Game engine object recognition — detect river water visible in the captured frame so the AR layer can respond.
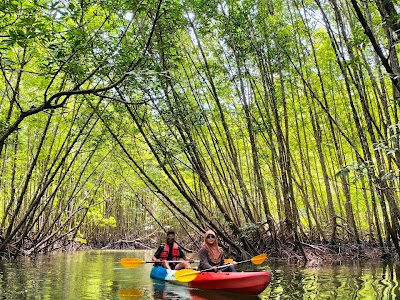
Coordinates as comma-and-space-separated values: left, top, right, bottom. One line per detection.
0, 250, 399, 299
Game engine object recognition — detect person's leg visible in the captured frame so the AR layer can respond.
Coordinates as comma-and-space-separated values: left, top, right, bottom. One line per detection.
174, 261, 191, 270
161, 260, 171, 269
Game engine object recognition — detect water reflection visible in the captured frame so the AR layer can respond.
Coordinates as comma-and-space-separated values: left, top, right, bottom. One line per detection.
150, 277, 260, 300
260, 261, 400, 300
119, 289, 143, 299
151, 279, 191, 299
0, 250, 399, 299
190, 289, 260, 300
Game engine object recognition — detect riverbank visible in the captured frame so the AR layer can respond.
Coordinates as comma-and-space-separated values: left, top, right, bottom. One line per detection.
1, 235, 396, 265
85, 239, 398, 265
271, 242, 396, 266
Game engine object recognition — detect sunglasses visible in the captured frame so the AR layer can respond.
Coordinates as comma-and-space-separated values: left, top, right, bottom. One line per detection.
206, 234, 216, 239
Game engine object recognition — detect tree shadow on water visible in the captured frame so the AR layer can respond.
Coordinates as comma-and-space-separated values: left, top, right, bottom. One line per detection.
150, 278, 260, 300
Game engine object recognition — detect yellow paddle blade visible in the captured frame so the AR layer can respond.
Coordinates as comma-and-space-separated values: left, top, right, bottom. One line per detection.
118, 289, 142, 299
174, 269, 201, 282
224, 258, 233, 263
250, 253, 267, 265
120, 258, 146, 268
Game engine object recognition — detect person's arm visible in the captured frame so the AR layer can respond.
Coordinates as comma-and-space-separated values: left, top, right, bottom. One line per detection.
183, 255, 194, 262
199, 248, 214, 270
152, 245, 163, 262
180, 248, 194, 262
183, 256, 194, 262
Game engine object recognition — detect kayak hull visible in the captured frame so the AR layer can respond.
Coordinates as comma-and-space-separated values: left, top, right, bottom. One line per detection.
189, 271, 272, 295
150, 266, 272, 295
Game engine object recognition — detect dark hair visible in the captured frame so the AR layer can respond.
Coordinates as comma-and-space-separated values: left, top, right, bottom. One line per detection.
166, 230, 175, 235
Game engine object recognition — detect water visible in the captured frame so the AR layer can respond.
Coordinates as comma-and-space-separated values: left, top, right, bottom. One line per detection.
0, 250, 399, 299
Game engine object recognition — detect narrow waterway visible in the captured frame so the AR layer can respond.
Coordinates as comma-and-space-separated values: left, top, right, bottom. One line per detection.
0, 250, 398, 299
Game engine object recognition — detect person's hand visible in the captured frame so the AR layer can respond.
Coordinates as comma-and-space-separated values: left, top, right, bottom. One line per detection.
154, 258, 161, 263
188, 258, 195, 263
232, 261, 238, 266
212, 266, 218, 273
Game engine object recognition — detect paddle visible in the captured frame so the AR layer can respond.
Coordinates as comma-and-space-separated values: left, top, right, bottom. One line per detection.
120, 258, 234, 268
120, 258, 199, 268
174, 253, 267, 283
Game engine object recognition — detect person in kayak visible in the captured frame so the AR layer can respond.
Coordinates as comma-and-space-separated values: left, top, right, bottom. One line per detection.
198, 230, 237, 272
152, 231, 194, 270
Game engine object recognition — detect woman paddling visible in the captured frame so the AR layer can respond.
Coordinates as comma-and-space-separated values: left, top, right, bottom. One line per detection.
198, 230, 237, 272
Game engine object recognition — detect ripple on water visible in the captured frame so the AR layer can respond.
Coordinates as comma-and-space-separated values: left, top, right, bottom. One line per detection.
258, 262, 400, 300
1, 251, 400, 299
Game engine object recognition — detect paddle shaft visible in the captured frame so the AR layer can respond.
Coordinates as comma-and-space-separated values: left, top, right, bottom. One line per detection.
200, 257, 253, 272
154, 259, 232, 264
153, 260, 200, 263
121, 257, 230, 267
174, 253, 267, 282
201, 262, 235, 272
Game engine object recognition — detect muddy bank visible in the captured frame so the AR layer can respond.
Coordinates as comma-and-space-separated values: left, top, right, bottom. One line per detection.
268, 242, 397, 265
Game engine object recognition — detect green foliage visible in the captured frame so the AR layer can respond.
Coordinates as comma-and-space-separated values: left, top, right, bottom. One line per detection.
1, 0, 400, 254
86, 207, 117, 228
73, 231, 87, 244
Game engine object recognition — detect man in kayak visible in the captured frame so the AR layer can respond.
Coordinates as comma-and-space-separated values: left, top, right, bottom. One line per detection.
198, 230, 237, 272
152, 231, 194, 270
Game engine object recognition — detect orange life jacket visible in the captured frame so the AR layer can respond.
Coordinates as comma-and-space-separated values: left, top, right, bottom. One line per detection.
159, 242, 180, 261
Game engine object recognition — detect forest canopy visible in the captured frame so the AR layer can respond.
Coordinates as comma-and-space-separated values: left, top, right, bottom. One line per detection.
1, 0, 400, 260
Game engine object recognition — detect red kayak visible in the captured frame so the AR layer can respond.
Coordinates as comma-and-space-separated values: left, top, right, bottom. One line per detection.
188, 271, 272, 295
150, 266, 272, 295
